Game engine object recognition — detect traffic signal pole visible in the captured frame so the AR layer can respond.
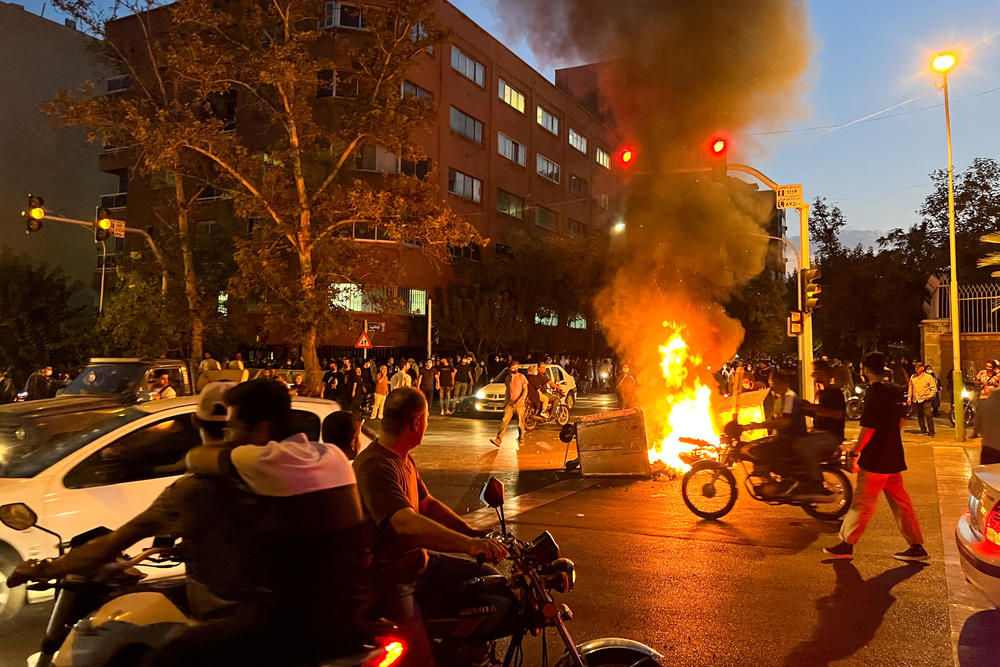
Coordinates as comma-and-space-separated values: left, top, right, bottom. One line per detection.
728, 163, 814, 402
31, 213, 168, 294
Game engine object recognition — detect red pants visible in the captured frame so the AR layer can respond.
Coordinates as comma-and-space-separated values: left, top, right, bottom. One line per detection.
839, 469, 923, 546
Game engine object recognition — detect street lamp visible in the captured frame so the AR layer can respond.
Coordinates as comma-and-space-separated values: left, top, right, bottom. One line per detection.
933, 51, 964, 441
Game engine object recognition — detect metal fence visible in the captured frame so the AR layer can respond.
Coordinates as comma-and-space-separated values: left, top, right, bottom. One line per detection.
932, 282, 1000, 333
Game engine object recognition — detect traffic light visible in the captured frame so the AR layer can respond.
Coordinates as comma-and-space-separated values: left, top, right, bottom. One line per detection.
94, 207, 111, 242
787, 310, 803, 337
801, 267, 822, 312
23, 195, 45, 233
708, 136, 727, 176
615, 145, 636, 169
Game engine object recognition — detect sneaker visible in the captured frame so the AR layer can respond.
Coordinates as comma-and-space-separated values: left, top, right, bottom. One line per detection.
489, 437, 502, 448
893, 544, 930, 562
823, 542, 854, 559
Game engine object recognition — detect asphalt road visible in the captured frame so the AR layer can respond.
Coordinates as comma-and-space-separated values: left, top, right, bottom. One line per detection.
1, 394, 996, 665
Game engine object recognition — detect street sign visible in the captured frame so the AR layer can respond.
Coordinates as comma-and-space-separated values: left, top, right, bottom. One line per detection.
111, 219, 126, 238
355, 331, 373, 349
367, 321, 385, 333
776, 184, 803, 210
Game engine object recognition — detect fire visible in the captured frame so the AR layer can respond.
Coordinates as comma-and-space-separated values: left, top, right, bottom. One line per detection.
646, 324, 720, 471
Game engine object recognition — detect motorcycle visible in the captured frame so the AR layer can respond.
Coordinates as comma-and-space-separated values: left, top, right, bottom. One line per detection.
678, 421, 854, 521
0, 503, 404, 667
422, 478, 662, 667
842, 383, 865, 421
948, 383, 978, 428
524, 389, 571, 431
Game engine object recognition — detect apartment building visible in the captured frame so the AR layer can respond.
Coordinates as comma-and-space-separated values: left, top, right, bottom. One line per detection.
98, 1, 623, 353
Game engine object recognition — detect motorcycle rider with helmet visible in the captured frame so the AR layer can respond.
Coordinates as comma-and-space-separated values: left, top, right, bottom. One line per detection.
353, 386, 507, 665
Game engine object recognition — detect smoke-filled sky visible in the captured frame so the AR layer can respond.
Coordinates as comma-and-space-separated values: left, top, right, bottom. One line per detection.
454, 0, 1000, 236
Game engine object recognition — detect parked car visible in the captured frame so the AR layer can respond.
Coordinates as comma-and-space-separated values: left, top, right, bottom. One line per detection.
956, 462, 1000, 606
459, 363, 577, 416
0, 395, 341, 623
56, 358, 194, 404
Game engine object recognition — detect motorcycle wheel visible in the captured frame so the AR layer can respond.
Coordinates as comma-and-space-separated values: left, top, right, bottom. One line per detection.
524, 413, 539, 432
845, 399, 862, 421
565, 391, 576, 409
555, 648, 661, 667
949, 404, 975, 428
555, 405, 570, 426
801, 468, 853, 521
681, 460, 738, 520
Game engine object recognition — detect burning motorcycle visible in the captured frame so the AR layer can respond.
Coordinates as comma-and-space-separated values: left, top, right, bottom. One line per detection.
524, 389, 571, 431
423, 478, 662, 667
678, 421, 854, 521
0, 503, 404, 667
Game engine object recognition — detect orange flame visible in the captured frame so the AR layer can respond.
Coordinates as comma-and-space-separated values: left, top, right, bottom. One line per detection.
646, 323, 720, 471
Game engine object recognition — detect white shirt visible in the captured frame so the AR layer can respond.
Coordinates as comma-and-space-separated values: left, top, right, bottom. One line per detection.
229, 433, 355, 497
390, 370, 413, 389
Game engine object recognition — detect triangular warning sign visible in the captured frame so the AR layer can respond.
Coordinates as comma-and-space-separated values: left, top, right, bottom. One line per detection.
355, 331, 373, 349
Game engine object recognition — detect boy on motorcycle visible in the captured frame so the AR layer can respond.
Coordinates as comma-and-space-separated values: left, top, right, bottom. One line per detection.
741, 370, 810, 496
795, 360, 846, 498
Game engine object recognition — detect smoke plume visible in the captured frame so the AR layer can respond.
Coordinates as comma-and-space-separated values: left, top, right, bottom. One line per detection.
499, 0, 813, 434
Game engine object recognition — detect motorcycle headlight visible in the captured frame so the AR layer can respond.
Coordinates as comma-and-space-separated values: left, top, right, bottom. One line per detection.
962, 390, 971, 399
475, 389, 486, 399
525, 531, 560, 565
542, 558, 576, 593
854, 386, 862, 395
600, 371, 609, 379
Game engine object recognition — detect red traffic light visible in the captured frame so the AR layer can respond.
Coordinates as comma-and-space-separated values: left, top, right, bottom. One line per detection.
710, 137, 726, 155
615, 146, 636, 167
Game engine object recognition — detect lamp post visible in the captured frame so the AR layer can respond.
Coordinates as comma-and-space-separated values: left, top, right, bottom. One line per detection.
933, 52, 965, 441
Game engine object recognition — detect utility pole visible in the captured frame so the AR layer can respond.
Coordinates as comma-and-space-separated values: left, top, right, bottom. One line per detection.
426, 297, 433, 360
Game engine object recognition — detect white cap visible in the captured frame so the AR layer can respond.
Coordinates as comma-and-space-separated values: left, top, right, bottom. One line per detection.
196, 381, 235, 422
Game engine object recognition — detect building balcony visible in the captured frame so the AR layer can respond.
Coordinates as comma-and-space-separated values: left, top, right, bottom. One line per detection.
100, 192, 127, 210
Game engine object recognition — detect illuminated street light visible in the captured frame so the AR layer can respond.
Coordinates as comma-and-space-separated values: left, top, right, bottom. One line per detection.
933, 50, 964, 440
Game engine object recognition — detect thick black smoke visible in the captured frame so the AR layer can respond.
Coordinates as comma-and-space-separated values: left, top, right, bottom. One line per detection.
499, 0, 812, 434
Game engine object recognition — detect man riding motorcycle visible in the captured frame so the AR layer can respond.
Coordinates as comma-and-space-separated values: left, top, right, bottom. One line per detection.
533, 362, 561, 417
353, 387, 506, 665
795, 360, 846, 497
8, 380, 368, 667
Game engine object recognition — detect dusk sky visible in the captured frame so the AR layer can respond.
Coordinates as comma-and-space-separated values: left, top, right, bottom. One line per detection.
22, 0, 999, 238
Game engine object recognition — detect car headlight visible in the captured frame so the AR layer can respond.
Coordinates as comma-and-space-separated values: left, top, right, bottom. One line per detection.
475, 389, 486, 399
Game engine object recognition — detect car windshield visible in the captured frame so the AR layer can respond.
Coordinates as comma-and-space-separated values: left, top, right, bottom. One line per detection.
61, 363, 148, 396
0, 408, 145, 478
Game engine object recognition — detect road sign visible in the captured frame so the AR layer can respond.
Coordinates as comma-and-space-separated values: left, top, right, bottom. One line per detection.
355, 331, 373, 349
776, 184, 803, 209
111, 219, 126, 238
367, 321, 385, 333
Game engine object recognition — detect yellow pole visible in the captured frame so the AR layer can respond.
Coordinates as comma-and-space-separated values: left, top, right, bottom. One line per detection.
942, 71, 965, 441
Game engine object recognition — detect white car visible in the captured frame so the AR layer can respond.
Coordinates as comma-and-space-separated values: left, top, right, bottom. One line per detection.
468, 364, 578, 414
0, 395, 341, 622
956, 462, 1000, 606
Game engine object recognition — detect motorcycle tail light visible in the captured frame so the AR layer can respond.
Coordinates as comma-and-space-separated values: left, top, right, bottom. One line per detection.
364, 639, 405, 667
986, 501, 1000, 547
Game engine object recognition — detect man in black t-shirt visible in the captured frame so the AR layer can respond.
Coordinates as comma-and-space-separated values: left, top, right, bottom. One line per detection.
824, 352, 929, 562
793, 360, 846, 497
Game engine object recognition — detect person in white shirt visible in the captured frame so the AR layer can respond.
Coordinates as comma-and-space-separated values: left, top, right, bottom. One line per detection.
227, 353, 245, 371
390, 362, 414, 390
198, 352, 222, 373
907, 361, 937, 437
150, 371, 177, 400
490, 361, 529, 447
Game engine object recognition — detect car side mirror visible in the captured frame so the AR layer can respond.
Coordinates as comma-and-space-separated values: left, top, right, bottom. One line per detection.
0, 502, 38, 531
479, 477, 505, 508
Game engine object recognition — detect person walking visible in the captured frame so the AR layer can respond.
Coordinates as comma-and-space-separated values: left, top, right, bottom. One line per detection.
390, 362, 413, 390
490, 361, 529, 448
824, 352, 929, 562
372, 365, 390, 420
617, 364, 639, 409
322, 361, 341, 402
907, 361, 937, 437
454, 355, 473, 408
417, 360, 436, 411
227, 353, 245, 371
438, 357, 456, 415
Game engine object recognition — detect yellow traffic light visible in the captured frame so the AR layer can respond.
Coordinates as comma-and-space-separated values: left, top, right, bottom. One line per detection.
24, 195, 45, 233
801, 267, 822, 312
94, 207, 112, 242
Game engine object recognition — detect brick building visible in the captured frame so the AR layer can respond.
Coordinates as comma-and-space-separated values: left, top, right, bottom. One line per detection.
98, 1, 624, 359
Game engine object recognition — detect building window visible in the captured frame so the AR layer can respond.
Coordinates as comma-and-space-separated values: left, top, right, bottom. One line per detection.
217, 292, 229, 316
569, 174, 588, 197
568, 219, 586, 238
197, 219, 218, 235
535, 206, 557, 231
317, 70, 335, 98
320, 2, 366, 29
535, 307, 558, 327
355, 145, 399, 173
400, 158, 431, 180
448, 168, 482, 203
451, 46, 485, 87
568, 313, 587, 330
401, 80, 431, 100
498, 78, 525, 113
402, 287, 427, 315
569, 128, 587, 154
333, 71, 358, 98
496, 189, 524, 219
410, 22, 431, 49
497, 132, 526, 166
448, 244, 482, 262
596, 147, 611, 169
536, 154, 560, 184
106, 75, 132, 94
449, 107, 483, 144
536, 105, 558, 135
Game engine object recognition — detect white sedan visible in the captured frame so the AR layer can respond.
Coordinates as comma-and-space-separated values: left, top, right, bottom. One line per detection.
956, 462, 1000, 606
0, 395, 341, 623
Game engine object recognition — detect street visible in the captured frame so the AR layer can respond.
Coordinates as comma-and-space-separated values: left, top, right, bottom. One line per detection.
2, 394, 998, 666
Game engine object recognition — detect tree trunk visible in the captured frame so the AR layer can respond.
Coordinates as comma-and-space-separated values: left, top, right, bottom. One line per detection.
302, 325, 322, 397
174, 175, 205, 370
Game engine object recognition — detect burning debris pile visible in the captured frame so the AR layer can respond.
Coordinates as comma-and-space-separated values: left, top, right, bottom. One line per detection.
501, 0, 813, 472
